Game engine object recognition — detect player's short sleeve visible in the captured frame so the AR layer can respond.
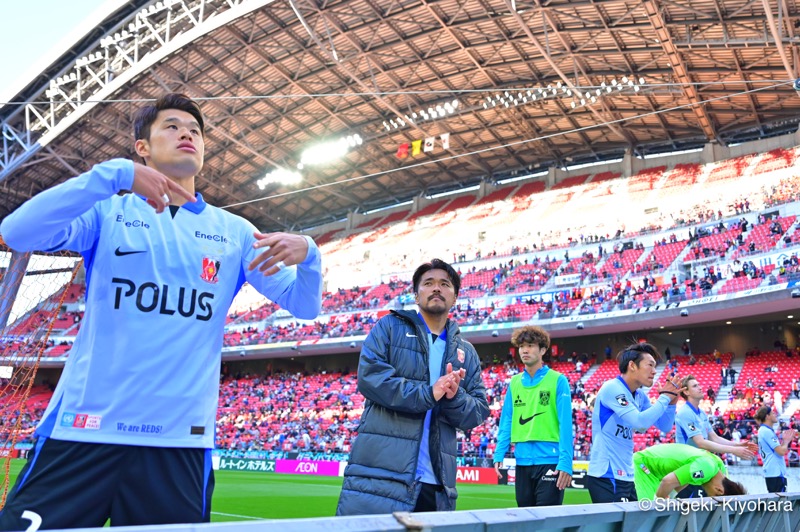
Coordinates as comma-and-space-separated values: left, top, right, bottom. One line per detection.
761, 431, 780, 451
674, 456, 721, 486
597, 381, 638, 417
676, 409, 703, 440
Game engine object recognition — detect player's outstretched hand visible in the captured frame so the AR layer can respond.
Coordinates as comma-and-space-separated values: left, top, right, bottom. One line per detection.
556, 470, 572, 490
249, 232, 310, 276
732, 446, 755, 460
741, 441, 759, 454
131, 162, 196, 213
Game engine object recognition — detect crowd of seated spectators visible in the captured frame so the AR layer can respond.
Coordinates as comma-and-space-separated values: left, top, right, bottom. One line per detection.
2, 353, 798, 467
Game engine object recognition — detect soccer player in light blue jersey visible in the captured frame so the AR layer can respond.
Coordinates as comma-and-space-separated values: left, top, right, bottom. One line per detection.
587, 342, 680, 503
674, 375, 756, 498
755, 406, 796, 493
0, 94, 323, 530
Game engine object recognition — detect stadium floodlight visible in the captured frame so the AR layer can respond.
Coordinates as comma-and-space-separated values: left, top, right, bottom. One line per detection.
300, 135, 358, 166
256, 168, 302, 189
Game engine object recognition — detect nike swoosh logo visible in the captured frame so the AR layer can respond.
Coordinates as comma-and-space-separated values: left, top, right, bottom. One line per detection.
114, 247, 146, 257
405, 332, 417, 338
519, 412, 544, 425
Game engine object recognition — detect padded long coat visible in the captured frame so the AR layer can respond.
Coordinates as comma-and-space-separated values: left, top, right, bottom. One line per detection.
336, 310, 490, 515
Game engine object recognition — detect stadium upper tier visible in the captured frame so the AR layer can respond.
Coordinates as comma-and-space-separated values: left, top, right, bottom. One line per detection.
3, 145, 800, 358
314, 145, 800, 291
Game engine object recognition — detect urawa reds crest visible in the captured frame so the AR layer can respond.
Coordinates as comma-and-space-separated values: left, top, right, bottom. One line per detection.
201, 256, 221, 284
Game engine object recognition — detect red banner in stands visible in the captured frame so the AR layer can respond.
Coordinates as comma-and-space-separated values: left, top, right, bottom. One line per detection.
456, 467, 497, 485
0, 449, 19, 458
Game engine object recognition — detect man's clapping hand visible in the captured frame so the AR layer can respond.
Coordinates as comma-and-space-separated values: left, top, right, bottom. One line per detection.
433, 363, 466, 400
444, 363, 466, 399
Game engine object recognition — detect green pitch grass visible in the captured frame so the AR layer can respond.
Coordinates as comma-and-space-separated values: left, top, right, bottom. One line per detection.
1, 460, 591, 522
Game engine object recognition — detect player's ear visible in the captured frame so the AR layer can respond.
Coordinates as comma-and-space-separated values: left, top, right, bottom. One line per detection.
135, 138, 150, 159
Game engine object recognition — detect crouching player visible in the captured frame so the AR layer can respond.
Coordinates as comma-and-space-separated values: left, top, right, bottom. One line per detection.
633, 443, 746, 500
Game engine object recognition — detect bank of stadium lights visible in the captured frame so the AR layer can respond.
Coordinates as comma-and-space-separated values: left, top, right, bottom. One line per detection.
257, 133, 362, 189
297, 134, 363, 168
257, 168, 302, 189
484, 77, 646, 111
383, 99, 460, 131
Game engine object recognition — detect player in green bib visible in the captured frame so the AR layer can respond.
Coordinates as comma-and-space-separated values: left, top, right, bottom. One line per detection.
633, 444, 746, 500
493, 326, 573, 507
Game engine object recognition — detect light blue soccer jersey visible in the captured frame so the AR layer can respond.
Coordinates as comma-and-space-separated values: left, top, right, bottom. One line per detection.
588, 376, 675, 482
675, 402, 711, 446
0, 159, 323, 449
757, 425, 786, 478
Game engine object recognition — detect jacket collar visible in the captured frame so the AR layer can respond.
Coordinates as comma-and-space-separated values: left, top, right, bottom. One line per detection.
391, 309, 460, 340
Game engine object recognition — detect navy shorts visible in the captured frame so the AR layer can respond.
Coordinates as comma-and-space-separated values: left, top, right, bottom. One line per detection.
676, 484, 706, 498
765, 476, 787, 494
587, 475, 637, 503
0, 438, 214, 530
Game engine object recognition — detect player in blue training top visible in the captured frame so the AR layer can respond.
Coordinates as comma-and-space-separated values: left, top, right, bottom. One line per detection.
587, 342, 680, 503
493, 325, 573, 507
755, 406, 796, 493
674, 374, 756, 498
0, 93, 323, 530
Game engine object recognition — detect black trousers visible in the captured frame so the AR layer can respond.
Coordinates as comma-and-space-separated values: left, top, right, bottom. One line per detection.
414, 482, 442, 512
514, 465, 565, 507
0, 438, 214, 530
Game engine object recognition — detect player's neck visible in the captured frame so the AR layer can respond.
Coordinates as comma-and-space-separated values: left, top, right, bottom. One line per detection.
688, 397, 700, 408
420, 311, 448, 335
524, 361, 543, 377
169, 175, 196, 206
621, 373, 641, 391
149, 162, 197, 206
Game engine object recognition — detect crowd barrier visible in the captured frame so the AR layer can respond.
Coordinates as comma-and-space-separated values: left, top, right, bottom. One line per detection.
50, 493, 800, 532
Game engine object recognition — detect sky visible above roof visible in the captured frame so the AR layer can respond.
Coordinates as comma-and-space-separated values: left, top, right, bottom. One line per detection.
0, 0, 114, 102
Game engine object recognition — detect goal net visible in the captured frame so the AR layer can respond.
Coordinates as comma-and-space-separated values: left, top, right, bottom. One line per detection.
0, 236, 83, 505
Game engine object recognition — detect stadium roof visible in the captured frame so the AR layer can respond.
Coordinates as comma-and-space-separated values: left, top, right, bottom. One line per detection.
2, 0, 800, 233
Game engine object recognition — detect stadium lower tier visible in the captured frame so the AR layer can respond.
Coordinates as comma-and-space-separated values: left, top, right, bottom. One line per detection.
3, 359, 798, 466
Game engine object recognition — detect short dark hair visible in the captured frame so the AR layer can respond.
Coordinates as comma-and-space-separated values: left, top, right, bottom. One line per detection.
722, 477, 746, 496
754, 406, 772, 423
617, 342, 661, 374
412, 259, 460, 295
511, 325, 551, 350
133, 93, 205, 141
